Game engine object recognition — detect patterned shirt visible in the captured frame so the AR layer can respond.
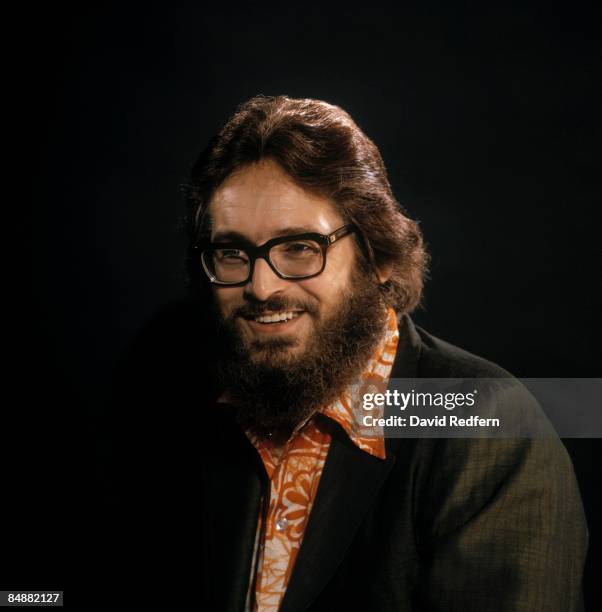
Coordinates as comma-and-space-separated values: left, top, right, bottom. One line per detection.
245, 307, 399, 611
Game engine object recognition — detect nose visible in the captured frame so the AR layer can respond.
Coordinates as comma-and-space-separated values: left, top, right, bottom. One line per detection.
244, 257, 288, 302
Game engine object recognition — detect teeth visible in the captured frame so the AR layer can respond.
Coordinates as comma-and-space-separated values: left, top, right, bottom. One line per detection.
254, 311, 301, 324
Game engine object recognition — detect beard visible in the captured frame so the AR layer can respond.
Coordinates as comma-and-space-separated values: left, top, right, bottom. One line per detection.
213, 266, 390, 445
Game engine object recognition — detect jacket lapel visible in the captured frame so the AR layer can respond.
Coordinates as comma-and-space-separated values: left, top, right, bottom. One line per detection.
201, 407, 267, 611
279, 314, 422, 611
280, 419, 396, 611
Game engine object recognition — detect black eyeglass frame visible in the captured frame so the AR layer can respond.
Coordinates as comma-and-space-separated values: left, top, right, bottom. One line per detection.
193, 224, 356, 286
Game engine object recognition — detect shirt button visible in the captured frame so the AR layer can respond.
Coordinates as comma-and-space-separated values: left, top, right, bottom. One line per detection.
275, 518, 289, 533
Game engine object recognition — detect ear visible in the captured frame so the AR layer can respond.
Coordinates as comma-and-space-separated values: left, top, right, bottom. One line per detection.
375, 262, 393, 285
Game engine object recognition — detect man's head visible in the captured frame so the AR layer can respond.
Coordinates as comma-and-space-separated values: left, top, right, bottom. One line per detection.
185, 95, 428, 442
207, 159, 372, 364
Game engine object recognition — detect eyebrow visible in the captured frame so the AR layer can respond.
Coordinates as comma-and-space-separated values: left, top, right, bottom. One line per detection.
211, 226, 322, 243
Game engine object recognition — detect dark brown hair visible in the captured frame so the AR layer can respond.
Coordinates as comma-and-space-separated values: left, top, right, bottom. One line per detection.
184, 95, 429, 314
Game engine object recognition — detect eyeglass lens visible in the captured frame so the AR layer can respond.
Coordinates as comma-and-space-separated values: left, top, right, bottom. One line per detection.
203, 238, 324, 283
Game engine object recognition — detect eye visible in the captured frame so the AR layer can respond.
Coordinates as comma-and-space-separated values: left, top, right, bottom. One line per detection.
214, 249, 248, 264
282, 241, 320, 256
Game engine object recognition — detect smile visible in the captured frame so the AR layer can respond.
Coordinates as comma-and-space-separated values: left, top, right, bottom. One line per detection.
242, 310, 305, 334
253, 311, 301, 324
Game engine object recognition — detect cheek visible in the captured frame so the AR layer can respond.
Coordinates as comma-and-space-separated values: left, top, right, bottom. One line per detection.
328, 241, 356, 276
314, 253, 356, 297
212, 287, 242, 316
299, 273, 352, 309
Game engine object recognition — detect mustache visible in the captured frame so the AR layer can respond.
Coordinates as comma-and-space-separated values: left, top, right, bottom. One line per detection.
230, 295, 319, 319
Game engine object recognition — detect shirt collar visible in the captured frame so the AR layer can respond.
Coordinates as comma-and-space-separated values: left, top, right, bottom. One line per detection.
321, 307, 399, 460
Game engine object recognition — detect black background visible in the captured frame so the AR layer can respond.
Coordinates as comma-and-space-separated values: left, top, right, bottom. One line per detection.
7, 0, 600, 608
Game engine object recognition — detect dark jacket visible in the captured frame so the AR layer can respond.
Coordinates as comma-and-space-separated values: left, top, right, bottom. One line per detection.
100, 311, 588, 611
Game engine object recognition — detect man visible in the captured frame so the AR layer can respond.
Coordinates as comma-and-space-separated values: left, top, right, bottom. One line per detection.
106, 95, 587, 610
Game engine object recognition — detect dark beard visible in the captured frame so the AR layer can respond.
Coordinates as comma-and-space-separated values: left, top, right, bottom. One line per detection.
214, 269, 389, 445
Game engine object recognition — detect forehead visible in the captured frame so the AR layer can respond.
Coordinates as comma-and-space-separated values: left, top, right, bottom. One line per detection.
208, 159, 344, 243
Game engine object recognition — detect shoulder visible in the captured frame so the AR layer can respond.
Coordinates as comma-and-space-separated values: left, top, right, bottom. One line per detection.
389, 318, 587, 538
405, 321, 554, 436
412, 322, 513, 379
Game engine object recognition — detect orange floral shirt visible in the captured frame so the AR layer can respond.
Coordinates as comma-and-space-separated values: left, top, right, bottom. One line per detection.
245, 307, 399, 611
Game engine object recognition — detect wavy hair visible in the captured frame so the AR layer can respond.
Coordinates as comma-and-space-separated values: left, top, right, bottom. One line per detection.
183, 95, 429, 314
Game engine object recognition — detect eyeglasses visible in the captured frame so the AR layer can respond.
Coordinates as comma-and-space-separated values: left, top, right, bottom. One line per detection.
194, 224, 356, 286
